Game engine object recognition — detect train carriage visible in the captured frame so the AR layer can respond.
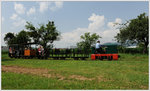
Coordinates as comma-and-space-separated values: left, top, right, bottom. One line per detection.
8, 43, 37, 58
8, 43, 120, 60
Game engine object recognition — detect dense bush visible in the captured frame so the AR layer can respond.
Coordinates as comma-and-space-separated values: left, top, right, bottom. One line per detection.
2, 51, 9, 54
118, 46, 148, 54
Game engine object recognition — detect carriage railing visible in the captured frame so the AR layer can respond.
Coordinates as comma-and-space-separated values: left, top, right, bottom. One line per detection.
49, 48, 90, 59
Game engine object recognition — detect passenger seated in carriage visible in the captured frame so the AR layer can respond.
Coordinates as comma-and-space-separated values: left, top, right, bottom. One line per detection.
9, 47, 12, 57
38, 46, 44, 56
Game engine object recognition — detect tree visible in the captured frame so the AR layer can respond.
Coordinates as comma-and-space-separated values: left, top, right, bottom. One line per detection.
115, 13, 149, 53
25, 22, 40, 44
4, 30, 31, 46
25, 21, 60, 50
77, 32, 101, 49
16, 30, 31, 44
4, 32, 15, 45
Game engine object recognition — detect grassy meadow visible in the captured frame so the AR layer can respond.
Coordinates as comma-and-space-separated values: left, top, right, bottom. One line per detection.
1, 53, 149, 90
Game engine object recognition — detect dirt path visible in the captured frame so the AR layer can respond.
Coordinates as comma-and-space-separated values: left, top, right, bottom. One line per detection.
2, 65, 102, 81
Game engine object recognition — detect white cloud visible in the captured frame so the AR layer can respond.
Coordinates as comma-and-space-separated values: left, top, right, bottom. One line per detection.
115, 18, 122, 24
50, 1, 63, 11
12, 17, 26, 27
107, 18, 122, 29
55, 1, 63, 8
14, 2, 25, 14
39, 2, 50, 13
88, 13, 105, 31
10, 3, 26, 27
101, 18, 122, 43
27, 7, 36, 16
10, 13, 18, 20
39, 1, 63, 13
10, 13, 26, 28
1, 33, 7, 46
54, 13, 105, 48
54, 13, 122, 48
101, 29, 119, 43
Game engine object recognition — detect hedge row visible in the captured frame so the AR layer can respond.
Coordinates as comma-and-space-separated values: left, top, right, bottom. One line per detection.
118, 47, 148, 54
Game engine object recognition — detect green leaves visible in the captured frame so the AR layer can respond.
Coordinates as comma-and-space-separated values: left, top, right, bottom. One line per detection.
16, 30, 31, 44
25, 21, 60, 49
4, 32, 15, 45
4, 21, 60, 51
115, 13, 149, 53
77, 32, 101, 50
4, 30, 30, 45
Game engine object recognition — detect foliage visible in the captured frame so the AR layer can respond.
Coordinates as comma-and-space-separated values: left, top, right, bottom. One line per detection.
77, 32, 101, 50
2, 51, 8, 54
4, 30, 30, 45
25, 22, 39, 43
4, 32, 15, 45
16, 30, 31, 44
117, 46, 147, 54
115, 13, 149, 53
25, 21, 60, 50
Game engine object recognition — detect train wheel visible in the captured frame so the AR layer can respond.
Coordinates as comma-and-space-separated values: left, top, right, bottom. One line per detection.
41, 56, 44, 59
100, 56, 103, 60
98, 56, 101, 61
108, 56, 110, 60
80, 58, 85, 60
44, 57, 48, 59
38, 56, 41, 59
96, 56, 98, 59
74, 58, 79, 60
108, 56, 112, 61
110, 56, 112, 60
54, 57, 59, 60
60, 57, 65, 60
18, 56, 20, 58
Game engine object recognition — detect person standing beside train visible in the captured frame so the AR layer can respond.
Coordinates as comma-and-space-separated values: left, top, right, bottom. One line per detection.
41, 46, 44, 56
38, 46, 41, 55
9, 47, 12, 57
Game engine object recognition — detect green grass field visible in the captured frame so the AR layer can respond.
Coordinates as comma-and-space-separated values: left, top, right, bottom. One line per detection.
1, 53, 149, 90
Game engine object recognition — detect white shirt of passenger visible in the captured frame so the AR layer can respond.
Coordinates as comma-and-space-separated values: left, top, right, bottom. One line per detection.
96, 43, 101, 49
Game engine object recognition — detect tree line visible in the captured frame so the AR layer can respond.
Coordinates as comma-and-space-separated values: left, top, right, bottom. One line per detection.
4, 13, 149, 54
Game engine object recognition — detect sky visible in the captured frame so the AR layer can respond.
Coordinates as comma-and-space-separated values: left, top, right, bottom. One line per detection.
1, 1, 149, 48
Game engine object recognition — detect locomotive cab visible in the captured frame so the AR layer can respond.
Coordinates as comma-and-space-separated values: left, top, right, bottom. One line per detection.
91, 44, 119, 60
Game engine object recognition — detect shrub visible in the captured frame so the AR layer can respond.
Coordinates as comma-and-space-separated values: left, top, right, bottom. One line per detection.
118, 46, 148, 54
2, 51, 8, 54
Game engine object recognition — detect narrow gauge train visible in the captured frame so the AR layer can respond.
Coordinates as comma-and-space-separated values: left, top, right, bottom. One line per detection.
8, 43, 89, 60
8, 43, 119, 60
